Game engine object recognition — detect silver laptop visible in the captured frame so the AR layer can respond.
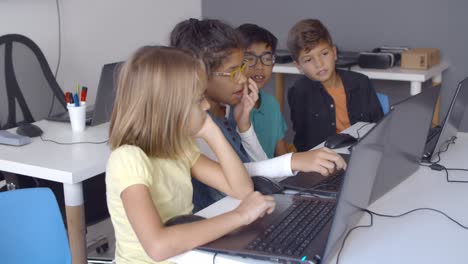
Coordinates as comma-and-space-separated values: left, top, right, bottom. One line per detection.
47, 62, 120, 126
197, 87, 440, 263
280, 85, 440, 199
423, 78, 468, 162
369, 85, 440, 203
197, 112, 391, 263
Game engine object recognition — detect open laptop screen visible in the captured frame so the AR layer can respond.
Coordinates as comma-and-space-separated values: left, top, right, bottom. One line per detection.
323, 109, 392, 263
430, 77, 468, 161
324, 86, 440, 262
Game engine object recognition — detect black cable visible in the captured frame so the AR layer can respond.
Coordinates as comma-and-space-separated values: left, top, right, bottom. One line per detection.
40, 135, 108, 145
446, 168, 468, 172
442, 166, 468, 183
364, 207, 468, 230
421, 136, 468, 183
336, 210, 373, 264
431, 136, 457, 164
336, 207, 468, 264
47, 0, 62, 118
355, 123, 372, 139
54, 0, 62, 78
212, 252, 218, 264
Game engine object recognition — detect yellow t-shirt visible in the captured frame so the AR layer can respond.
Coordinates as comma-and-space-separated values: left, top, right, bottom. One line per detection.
106, 144, 200, 264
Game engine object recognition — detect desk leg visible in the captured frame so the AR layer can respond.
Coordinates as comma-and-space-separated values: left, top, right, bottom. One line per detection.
433, 73, 442, 84
432, 73, 443, 126
275, 72, 284, 112
410, 81, 422, 96
64, 183, 87, 264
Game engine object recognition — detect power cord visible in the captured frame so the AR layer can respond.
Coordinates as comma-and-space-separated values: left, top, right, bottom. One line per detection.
47, 0, 63, 118
39, 135, 108, 145
336, 210, 373, 264
212, 252, 218, 264
420, 136, 468, 183
355, 123, 373, 139
428, 164, 468, 183
336, 207, 468, 264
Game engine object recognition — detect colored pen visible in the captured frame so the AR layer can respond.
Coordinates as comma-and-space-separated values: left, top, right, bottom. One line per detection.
73, 93, 80, 107
81, 86, 88, 102
68, 93, 74, 104
76, 83, 80, 96
64, 92, 70, 104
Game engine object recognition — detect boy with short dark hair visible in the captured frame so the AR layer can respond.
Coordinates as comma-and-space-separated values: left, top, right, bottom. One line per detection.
237, 23, 288, 158
287, 19, 384, 151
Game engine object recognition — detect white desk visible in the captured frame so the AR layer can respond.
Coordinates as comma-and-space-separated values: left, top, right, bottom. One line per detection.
272, 62, 449, 123
0, 120, 111, 264
173, 123, 468, 264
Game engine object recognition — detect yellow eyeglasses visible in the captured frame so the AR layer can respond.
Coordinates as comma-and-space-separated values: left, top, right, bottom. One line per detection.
212, 63, 247, 82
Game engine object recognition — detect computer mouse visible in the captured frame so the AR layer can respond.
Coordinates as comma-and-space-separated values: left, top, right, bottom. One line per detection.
16, 123, 43, 138
251, 176, 284, 195
324, 133, 357, 149
165, 214, 206, 226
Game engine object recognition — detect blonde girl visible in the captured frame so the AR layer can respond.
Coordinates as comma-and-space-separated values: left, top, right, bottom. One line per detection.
106, 46, 275, 263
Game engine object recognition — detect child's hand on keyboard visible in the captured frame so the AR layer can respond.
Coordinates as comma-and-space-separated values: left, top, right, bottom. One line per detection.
235, 191, 276, 225
291, 148, 347, 176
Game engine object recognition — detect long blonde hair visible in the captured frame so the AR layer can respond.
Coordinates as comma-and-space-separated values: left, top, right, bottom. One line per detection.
109, 46, 206, 160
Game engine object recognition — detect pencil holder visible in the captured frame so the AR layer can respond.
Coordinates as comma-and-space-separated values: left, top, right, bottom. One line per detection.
67, 103, 86, 132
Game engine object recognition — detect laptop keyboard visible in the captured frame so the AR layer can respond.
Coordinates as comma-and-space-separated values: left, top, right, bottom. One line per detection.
246, 198, 335, 256
314, 173, 344, 191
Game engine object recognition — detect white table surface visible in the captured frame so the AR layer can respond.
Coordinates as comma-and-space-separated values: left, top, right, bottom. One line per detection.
273, 62, 449, 83
0, 120, 110, 184
0, 120, 111, 264
272, 61, 449, 98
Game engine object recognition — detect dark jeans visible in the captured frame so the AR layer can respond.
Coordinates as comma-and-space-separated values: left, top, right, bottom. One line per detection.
192, 178, 225, 213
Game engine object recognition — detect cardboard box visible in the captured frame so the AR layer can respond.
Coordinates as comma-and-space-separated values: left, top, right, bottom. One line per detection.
401, 48, 440, 70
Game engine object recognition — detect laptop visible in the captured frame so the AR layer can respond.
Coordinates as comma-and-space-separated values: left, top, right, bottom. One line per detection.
280, 86, 440, 198
198, 113, 392, 264
422, 78, 468, 162
47, 62, 120, 126
369, 84, 440, 203
197, 87, 440, 264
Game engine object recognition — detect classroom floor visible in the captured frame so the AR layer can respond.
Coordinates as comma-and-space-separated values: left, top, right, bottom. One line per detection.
87, 217, 116, 261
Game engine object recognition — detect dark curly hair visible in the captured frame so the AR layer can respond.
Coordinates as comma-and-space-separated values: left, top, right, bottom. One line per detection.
236, 23, 277, 53
170, 18, 244, 75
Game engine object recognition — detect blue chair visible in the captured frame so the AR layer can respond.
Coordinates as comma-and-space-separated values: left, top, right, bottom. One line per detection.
377, 92, 390, 114
0, 188, 71, 264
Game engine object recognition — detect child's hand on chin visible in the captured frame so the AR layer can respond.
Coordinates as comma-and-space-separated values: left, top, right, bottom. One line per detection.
234, 78, 259, 132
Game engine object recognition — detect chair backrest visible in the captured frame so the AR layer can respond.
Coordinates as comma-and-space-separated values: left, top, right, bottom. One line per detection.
0, 188, 71, 264
377, 92, 390, 114
0, 34, 66, 129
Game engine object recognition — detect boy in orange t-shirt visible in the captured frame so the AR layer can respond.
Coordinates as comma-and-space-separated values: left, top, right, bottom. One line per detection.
287, 19, 384, 151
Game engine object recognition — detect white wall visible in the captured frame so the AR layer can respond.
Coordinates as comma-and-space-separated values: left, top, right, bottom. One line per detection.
1, 0, 202, 104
